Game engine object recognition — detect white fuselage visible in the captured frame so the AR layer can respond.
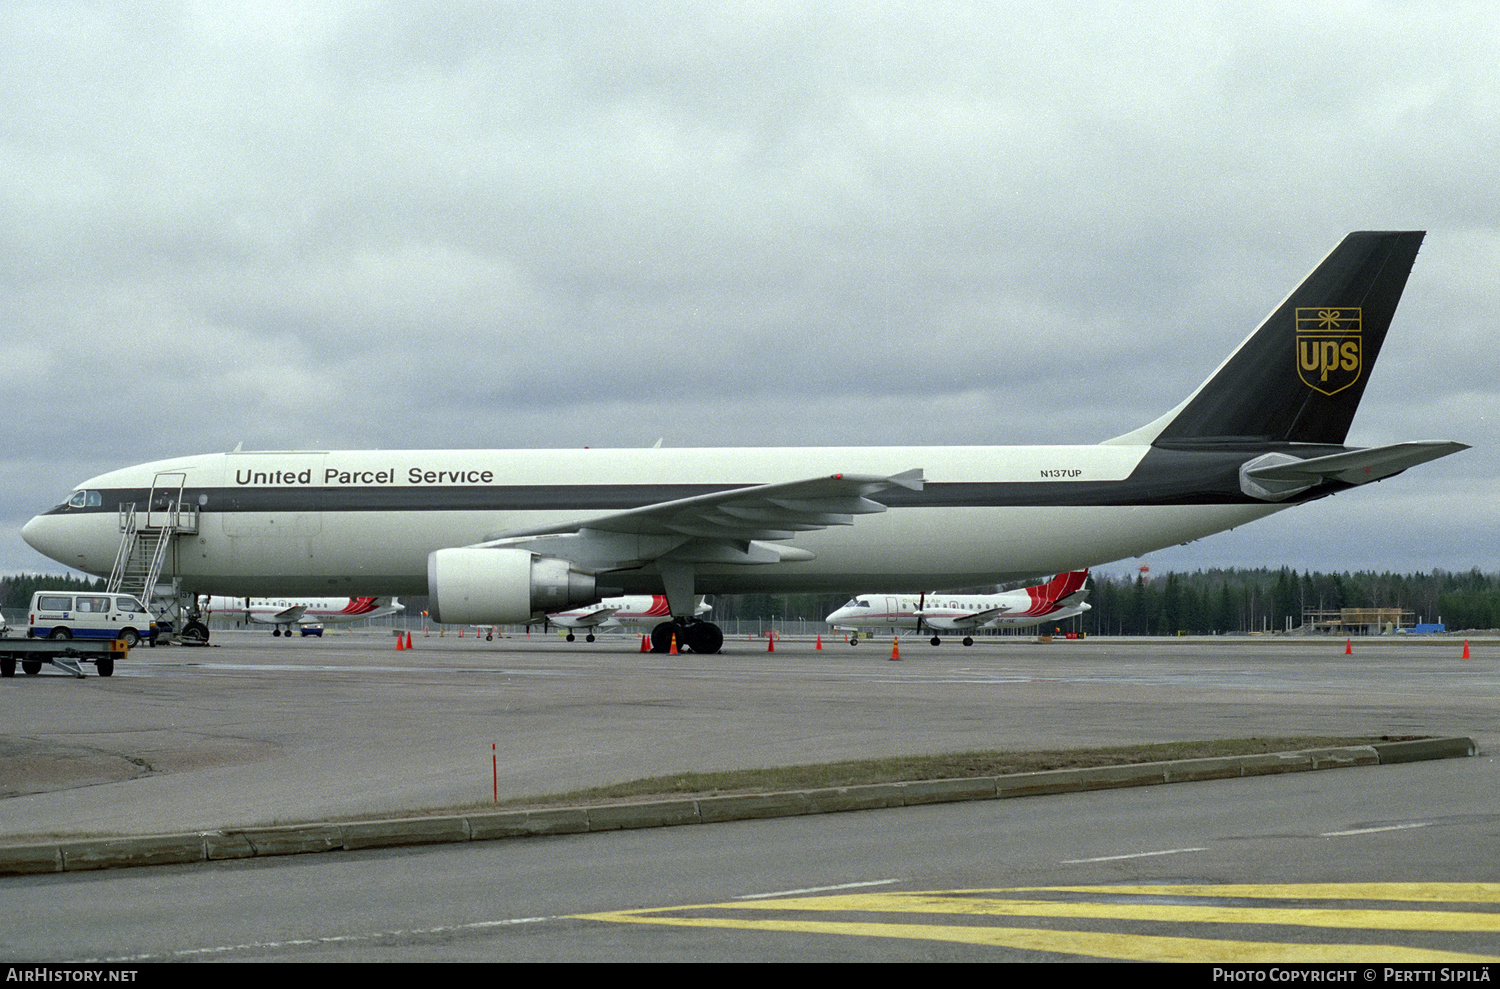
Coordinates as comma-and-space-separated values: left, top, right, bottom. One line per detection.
826, 591, 1089, 631
550, 595, 710, 629
199, 595, 403, 626
22, 444, 1286, 598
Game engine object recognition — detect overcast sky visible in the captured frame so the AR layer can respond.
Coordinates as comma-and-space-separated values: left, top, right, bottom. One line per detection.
3, 1, 1496, 584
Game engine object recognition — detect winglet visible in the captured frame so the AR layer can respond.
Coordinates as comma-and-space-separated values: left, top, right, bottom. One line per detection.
883, 468, 925, 491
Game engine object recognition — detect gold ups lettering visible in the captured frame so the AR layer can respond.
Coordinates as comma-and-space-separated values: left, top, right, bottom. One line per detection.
1296, 307, 1362, 396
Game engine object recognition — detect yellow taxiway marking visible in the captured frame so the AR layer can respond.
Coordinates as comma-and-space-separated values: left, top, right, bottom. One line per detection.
574, 883, 1500, 962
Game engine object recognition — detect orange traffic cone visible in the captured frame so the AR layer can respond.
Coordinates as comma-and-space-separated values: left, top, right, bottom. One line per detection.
405, 631, 413, 650
1345, 637, 1352, 655
767, 631, 775, 653
890, 636, 901, 661
1463, 640, 1471, 659
815, 634, 822, 650
639, 634, 649, 653
396, 633, 405, 651
669, 633, 678, 655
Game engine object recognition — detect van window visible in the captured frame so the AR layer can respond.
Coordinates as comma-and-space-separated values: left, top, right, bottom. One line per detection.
117, 597, 146, 612
76, 596, 110, 613
37, 595, 72, 611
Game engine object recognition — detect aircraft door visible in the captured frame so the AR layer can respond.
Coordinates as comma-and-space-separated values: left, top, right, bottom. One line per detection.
885, 596, 901, 624
147, 472, 187, 529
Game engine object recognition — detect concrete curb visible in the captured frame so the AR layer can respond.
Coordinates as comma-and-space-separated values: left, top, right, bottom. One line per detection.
0, 737, 1477, 876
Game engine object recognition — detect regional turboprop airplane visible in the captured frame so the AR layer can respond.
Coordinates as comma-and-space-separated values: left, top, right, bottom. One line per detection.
547, 594, 711, 642
23, 232, 1467, 655
200, 595, 403, 636
827, 571, 1090, 646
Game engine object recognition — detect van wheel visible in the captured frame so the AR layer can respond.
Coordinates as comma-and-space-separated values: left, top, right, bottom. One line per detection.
22, 659, 42, 675
96, 657, 114, 677
120, 629, 140, 649
48, 628, 71, 640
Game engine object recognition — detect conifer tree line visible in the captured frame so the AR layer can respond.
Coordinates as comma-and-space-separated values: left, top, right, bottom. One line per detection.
1079, 567, 1498, 635
683, 568, 1500, 634
1, 573, 108, 612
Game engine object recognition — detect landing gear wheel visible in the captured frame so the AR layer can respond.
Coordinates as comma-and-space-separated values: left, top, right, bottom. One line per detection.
683, 622, 724, 655
565, 632, 576, 642
962, 636, 974, 647
181, 621, 209, 646
585, 633, 596, 643
650, 621, 680, 654
930, 635, 941, 646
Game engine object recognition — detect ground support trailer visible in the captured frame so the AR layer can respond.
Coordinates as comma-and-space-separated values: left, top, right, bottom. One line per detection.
0, 638, 129, 678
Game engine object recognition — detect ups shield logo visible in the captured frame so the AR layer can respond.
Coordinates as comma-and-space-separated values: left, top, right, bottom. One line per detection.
1296, 307, 1362, 396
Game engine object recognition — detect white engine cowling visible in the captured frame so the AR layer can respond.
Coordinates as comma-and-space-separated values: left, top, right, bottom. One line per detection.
427, 547, 597, 624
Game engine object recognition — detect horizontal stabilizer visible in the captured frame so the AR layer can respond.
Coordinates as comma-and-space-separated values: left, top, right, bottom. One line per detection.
1241, 441, 1468, 501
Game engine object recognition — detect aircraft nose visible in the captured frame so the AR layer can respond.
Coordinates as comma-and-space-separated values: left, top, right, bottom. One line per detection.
22, 513, 76, 566
21, 514, 48, 553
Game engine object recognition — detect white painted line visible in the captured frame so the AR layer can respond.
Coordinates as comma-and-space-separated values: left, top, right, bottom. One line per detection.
1321, 822, 1432, 837
1061, 847, 1208, 863
737, 878, 903, 900
94, 915, 560, 962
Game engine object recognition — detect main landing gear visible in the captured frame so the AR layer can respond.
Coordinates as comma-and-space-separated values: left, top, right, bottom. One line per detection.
649, 619, 724, 655
564, 632, 597, 643
927, 634, 976, 646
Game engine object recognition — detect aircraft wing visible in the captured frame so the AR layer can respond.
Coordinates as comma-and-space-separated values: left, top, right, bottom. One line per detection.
553, 606, 621, 629
253, 605, 307, 625
924, 607, 1011, 631
478, 469, 924, 570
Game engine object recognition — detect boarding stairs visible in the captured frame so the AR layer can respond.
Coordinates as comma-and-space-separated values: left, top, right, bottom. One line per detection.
107, 472, 199, 609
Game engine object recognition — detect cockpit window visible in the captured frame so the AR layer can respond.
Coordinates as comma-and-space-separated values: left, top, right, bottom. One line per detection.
842, 598, 870, 609
65, 491, 102, 508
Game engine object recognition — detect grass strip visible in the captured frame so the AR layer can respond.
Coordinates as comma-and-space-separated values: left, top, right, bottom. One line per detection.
471, 735, 1414, 812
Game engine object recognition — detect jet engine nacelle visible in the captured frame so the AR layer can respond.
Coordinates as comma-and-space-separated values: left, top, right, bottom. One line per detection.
427, 547, 597, 625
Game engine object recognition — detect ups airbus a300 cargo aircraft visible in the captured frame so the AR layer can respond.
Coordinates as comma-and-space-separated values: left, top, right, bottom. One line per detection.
23, 232, 1467, 654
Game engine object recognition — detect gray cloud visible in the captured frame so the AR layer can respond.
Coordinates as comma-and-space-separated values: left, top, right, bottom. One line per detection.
3, 1, 1496, 578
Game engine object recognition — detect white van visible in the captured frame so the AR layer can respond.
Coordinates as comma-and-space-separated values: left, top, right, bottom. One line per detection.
28, 591, 157, 648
